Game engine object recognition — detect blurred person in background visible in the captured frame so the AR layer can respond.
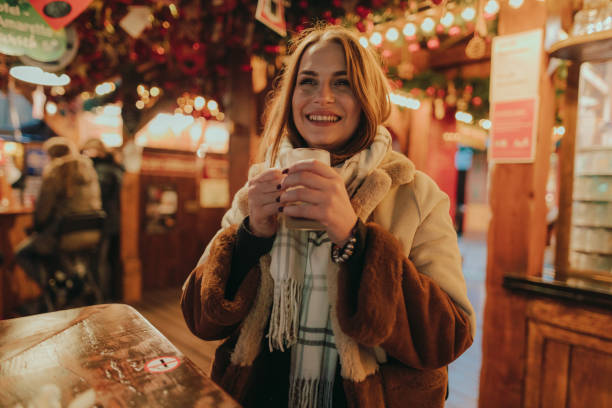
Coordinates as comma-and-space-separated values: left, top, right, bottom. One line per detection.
15, 137, 102, 304
81, 138, 125, 300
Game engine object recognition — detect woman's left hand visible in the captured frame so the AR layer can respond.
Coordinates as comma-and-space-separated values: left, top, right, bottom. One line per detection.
280, 159, 357, 246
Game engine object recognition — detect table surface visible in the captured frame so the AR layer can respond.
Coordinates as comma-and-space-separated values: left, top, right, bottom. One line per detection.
0, 303, 240, 408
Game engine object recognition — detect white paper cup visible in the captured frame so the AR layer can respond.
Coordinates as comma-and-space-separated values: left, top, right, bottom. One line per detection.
280, 148, 331, 230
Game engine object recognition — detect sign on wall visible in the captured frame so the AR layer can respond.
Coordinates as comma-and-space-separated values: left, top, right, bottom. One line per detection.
489, 29, 543, 163
0, 0, 67, 62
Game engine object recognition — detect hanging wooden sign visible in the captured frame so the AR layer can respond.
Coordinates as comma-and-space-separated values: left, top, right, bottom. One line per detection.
0, 0, 67, 62
255, 0, 286, 37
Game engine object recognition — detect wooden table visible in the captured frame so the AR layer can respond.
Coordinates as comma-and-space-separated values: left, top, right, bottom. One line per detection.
0, 303, 240, 407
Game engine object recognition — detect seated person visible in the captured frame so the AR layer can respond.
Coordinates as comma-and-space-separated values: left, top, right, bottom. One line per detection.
15, 136, 102, 295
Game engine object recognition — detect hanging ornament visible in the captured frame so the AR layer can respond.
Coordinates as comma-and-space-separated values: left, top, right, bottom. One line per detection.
466, 0, 487, 59
431, 0, 444, 5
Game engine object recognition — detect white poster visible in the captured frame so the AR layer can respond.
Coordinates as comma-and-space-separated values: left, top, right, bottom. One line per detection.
489, 29, 543, 163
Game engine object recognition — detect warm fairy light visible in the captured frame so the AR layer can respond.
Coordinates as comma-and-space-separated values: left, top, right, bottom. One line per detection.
369, 32, 383, 46
440, 11, 454, 28
508, 0, 524, 8
449, 26, 461, 36
81, 91, 91, 99
135, 100, 145, 109
390, 93, 420, 110
554, 126, 566, 136
103, 105, 121, 116
169, 3, 178, 18
461, 7, 476, 21
183, 104, 194, 114
137, 84, 146, 95
455, 111, 473, 124
385, 27, 399, 42
150, 86, 160, 97
216, 112, 225, 121
207, 99, 218, 111
403, 22, 417, 37
3, 141, 18, 154
427, 37, 440, 49
359, 36, 369, 48
51, 86, 65, 96
162, 21, 170, 29
95, 82, 114, 96
484, 0, 500, 15
479, 119, 492, 130
408, 42, 420, 52
421, 17, 435, 33
194, 96, 206, 110
45, 101, 57, 115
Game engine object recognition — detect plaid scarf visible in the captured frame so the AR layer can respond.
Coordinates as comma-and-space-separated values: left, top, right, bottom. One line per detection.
267, 127, 391, 408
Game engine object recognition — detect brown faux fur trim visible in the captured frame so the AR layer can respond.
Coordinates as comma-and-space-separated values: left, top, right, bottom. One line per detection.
342, 372, 386, 408
336, 222, 473, 369
181, 225, 261, 340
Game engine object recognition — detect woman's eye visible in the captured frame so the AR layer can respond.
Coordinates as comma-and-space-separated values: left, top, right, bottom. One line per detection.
298, 78, 315, 85
334, 79, 350, 87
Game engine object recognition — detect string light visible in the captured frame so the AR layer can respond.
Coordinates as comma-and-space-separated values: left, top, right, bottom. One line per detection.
369, 32, 383, 46
403, 22, 417, 38
194, 96, 206, 110
461, 7, 476, 21
479, 119, 492, 130
440, 11, 454, 28
421, 17, 435, 33
207, 99, 218, 111
455, 111, 473, 124
385, 27, 399, 42
45, 101, 58, 115
390, 93, 421, 110
359, 36, 369, 48
484, 0, 500, 15
508, 0, 524, 9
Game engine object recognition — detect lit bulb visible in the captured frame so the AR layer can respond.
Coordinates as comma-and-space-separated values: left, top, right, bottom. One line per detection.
403, 22, 417, 37
508, 0, 523, 9
207, 99, 218, 111
484, 0, 500, 15
440, 12, 454, 27
461, 7, 476, 21
150, 86, 160, 97
45, 102, 58, 115
369, 32, 383, 46
385, 27, 399, 42
194, 96, 206, 110
421, 17, 435, 33
359, 36, 369, 48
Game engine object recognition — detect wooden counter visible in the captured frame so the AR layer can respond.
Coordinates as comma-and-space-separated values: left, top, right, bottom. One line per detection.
0, 303, 240, 407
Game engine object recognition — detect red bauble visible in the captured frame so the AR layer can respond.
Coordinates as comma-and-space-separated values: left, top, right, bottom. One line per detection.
472, 96, 483, 107
431, 0, 444, 4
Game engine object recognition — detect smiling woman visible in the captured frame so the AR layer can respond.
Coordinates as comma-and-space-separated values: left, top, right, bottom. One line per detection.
181, 24, 475, 408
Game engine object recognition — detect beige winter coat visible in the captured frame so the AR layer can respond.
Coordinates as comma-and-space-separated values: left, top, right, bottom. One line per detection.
182, 150, 475, 407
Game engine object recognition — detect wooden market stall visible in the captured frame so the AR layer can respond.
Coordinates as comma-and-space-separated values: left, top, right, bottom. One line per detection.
479, 1, 612, 407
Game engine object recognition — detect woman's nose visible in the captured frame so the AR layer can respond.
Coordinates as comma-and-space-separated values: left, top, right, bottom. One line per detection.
316, 83, 335, 103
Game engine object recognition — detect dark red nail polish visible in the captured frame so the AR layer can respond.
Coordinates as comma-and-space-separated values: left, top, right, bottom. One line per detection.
277, 184, 281, 190
278, 207, 283, 212
282, 168, 288, 174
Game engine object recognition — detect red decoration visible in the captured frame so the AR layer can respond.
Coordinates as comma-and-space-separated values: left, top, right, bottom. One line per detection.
427, 37, 440, 49
431, 0, 444, 4
29, 0, 94, 30
472, 96, 482, 107
426, 86, 436, 96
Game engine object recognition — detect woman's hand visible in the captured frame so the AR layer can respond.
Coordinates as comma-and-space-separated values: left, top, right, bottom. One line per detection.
280, 159, 357, 246
247, 168, 285, 237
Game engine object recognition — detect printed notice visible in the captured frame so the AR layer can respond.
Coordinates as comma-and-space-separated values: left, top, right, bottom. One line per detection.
489, 29, 542, 163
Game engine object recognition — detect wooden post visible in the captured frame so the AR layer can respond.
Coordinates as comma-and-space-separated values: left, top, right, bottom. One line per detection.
120, 172, 142, 303
226, 47, 256, 200
478, 1, 556, 407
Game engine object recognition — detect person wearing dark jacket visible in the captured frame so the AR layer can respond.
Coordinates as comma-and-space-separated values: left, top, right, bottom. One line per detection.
81, 138, 125, 300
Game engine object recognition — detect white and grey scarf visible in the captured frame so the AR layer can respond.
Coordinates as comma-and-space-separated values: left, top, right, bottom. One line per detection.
267, 128, 391, 407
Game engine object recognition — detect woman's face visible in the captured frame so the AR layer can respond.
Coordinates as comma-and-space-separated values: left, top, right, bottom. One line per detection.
291, 41, 361, 152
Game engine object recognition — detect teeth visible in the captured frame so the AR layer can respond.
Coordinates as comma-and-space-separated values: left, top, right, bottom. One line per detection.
307, 114, 339, 122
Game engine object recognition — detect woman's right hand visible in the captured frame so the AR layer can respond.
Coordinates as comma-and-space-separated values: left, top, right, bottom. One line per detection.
247, 168, 285, 237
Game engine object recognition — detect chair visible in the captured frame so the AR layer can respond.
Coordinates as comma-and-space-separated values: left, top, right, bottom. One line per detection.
41, 211, 107, 311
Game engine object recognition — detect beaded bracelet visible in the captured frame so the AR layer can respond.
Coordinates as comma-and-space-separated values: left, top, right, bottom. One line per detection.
331, 233, 358, 263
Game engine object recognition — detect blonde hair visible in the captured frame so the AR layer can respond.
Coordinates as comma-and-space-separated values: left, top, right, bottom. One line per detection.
259, 24, 391, 165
